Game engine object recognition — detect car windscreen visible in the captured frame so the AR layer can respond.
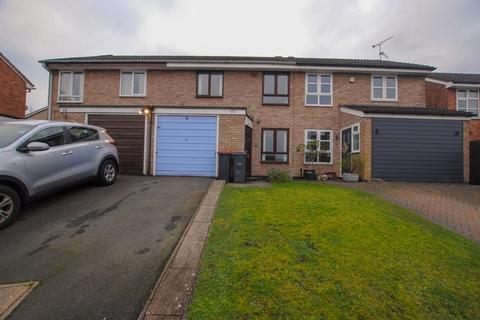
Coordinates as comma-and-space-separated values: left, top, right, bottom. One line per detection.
0, 123, 35, 148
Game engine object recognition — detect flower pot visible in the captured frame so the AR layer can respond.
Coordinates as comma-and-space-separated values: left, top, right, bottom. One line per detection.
303, 169, 317, 180
342, 173, 359, 182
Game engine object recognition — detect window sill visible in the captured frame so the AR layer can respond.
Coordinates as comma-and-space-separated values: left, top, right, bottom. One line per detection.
119, 95, 146, 98
372, 99, 398, 102
262, 103, 290, 107
196, 95, 224, 98
261, 161, 289, 165
351, 150, 360, 154
305, 104, 333, 107
303, 162, 333, 165
57, 100, 83, 104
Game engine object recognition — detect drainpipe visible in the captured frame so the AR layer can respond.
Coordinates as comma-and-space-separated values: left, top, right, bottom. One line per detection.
41, 61, 53, 120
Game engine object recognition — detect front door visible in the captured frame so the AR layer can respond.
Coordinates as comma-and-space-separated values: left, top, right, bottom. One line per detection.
341, 128, 352, 176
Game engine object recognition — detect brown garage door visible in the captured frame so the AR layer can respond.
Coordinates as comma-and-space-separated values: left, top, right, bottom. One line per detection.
88, 114, 145, 175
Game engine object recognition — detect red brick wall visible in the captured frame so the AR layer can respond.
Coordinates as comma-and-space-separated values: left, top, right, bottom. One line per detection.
425, 81, 456, 109
426, 80, 480, 142
50, 69, 427, 177
0, 58, 27, 118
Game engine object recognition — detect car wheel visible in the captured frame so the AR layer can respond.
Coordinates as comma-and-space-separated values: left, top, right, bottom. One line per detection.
0, 186, 21, 230
98, 159, 117, 186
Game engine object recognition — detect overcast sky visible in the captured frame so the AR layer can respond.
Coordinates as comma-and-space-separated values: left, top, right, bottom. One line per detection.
1, 0, 479, 111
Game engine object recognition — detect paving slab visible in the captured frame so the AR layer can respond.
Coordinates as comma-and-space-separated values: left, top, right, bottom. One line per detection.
0, 282, 39, 320
183, 222, 211, 241
328, 181, 480, 242
171, 240, 205, 269
147, 267, 197, 316
139, 180, 224, 319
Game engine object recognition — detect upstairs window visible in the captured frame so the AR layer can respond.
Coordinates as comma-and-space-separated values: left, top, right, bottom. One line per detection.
372, 75, 397, 101
58, 71, 84, 102
120, 71, 146, 96
197, 71, 223, 97
263, 73, 289, 105
304, 130, 332, 164
262, 128, 289, 163
305, 74, 332, 106
457, 89, 479, 116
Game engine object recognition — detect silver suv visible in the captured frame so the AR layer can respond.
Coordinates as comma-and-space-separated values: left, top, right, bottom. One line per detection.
0, 120, 119, 229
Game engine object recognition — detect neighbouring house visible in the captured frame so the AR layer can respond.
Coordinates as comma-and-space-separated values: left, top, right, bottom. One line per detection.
25, 106, 48, 120
425, 73, 480, 141
39, 55, 473, 182
0, 52, 35, 118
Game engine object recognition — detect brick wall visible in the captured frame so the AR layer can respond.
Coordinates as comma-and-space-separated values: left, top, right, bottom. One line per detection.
425, 81, 456, 109
50, 69, 427, 177
426, 80, 480, 142
0, 58, 27, 118
26, 108, 48, 120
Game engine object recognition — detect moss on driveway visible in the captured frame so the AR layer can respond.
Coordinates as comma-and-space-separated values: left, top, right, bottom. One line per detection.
187, 182, 480, 319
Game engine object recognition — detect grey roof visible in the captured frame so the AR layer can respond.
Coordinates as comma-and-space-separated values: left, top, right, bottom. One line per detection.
40, 55, 435, 71
342, 105, 473, 117
427, 72, 480, 84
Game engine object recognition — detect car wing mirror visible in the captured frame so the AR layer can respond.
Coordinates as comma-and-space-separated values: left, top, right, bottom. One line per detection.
26, 142, 50, 152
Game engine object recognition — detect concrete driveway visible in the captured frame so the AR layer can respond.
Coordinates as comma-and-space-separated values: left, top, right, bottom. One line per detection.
0, 175, 211, 320
329, 181, 480, 243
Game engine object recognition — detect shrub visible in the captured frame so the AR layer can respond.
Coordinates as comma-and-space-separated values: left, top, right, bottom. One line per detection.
267, 168, 291, 183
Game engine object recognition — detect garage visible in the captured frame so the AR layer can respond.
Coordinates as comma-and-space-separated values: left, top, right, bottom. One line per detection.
88, 114, 145, 175
372, 118, 464, 182
155, 115, 217, 177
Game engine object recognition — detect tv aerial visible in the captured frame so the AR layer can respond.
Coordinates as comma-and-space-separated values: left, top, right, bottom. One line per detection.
372, 36, 394, 60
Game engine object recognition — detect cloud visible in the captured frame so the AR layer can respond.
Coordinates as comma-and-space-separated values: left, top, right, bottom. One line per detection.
0, 0, 479, 110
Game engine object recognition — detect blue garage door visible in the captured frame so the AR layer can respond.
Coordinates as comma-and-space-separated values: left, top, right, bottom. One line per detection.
156, 115, 217, 176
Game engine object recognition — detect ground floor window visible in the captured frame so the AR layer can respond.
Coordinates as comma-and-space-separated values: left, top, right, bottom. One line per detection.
262, 128, 289, 163
304, 129, 332, 164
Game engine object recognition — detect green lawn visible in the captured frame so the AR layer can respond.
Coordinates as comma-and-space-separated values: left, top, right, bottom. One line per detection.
187, 182, 480, 320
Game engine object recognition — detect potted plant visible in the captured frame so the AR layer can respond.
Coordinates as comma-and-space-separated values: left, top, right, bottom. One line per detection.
342, 154, 363, 182
296, 140, 320, 180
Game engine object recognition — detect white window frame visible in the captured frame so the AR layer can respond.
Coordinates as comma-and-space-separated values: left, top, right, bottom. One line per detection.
351, 123, 361, 153
456, 89, 479, 116
57, 71, 84, 103
371, 75, 397, 101
305, 73, 333, 106
304, 129, 333, 164
119, 70, 147, 97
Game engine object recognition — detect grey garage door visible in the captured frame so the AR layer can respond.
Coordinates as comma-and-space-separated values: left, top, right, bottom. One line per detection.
372, 118, 463, 182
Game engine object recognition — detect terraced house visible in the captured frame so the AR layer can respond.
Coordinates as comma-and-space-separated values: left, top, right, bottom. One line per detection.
40, 55, 473, 182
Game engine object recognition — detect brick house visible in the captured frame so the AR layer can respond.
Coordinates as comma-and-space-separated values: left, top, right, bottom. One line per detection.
40, 55, 472, 182
425, 73, 480, 141
0, 52, 35, 118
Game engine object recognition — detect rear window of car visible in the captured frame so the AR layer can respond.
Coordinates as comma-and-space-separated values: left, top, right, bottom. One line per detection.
0, 123, 34, 148
67, 127, 99, 143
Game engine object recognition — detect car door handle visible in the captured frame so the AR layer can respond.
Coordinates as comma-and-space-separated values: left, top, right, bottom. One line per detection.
95, 145, 104, 149
62, 151, 73, 156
